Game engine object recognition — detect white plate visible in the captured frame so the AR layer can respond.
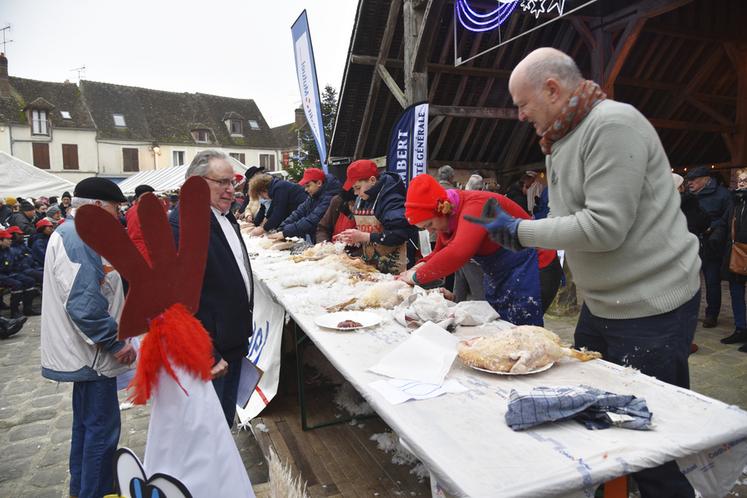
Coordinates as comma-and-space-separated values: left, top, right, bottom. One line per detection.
314, 311, 381, 331
469, 362, 554, 376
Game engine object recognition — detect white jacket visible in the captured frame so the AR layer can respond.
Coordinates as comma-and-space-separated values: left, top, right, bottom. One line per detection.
41, 216, 129, 381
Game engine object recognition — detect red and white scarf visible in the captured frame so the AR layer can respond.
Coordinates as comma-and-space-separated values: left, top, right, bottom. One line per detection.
539, 80, 607, 155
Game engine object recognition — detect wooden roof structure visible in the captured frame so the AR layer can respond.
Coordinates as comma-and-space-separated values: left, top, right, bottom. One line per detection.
330, 0, 747, 178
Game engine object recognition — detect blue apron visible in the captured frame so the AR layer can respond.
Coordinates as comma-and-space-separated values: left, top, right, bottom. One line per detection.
473, 247, 543, 326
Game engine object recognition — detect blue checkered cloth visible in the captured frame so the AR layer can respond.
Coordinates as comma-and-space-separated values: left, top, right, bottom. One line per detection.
505, 385, 652, 431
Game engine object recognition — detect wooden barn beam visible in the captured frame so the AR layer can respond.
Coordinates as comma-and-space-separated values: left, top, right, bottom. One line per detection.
412, 0, 445, 72
429, 105, 517, 119
590, 0, 693, 32
724, 43, 747, 165
427, 159, 503, 170
404, 0, 428, 104
644, 25, 744, 44
350, 55, 512, 79
376, 64, 407, 108
428, 115, 445, 135
648, 118, 734, 134
354, 0, 402, 159
603, 16, 647, 94
686, 97, 732, 126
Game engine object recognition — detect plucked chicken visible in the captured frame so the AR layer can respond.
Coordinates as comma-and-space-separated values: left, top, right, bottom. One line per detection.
458, 325, 601, 374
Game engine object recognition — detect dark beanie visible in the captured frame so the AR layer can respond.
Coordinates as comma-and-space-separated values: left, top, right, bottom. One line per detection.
61, 191, 71, 200
20, 200, 34, 212
74, 178, 127, 203
135, 184, 155, 198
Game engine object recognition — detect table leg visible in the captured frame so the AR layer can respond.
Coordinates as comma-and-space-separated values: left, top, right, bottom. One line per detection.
294, 321, 377, 431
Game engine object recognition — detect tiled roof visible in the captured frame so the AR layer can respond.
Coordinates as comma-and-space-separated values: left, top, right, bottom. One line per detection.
272, 122, 299, 150
0, 77, 95, 129
80, 80, 279, 148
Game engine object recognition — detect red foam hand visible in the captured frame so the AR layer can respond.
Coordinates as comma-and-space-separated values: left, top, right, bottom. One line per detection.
76, 176, 211, 339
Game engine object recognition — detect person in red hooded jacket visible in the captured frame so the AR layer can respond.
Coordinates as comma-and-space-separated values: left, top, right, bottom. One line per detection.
399, 174, 559, 325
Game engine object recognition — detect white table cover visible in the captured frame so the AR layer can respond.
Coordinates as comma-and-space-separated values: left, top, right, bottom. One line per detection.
244, 238, 747, 497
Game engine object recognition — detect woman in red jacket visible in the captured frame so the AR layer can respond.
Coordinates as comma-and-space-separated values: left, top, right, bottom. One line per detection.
399, 174, 556, 326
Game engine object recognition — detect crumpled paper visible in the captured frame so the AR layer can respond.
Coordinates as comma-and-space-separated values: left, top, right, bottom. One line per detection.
393, 288, 499, 329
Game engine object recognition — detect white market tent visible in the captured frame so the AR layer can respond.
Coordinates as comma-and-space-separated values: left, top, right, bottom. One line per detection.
0, 151, 76, 198
117, 157, 249, 196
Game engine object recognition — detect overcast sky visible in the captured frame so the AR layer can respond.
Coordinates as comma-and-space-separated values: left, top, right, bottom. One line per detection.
3, 0, 358, 128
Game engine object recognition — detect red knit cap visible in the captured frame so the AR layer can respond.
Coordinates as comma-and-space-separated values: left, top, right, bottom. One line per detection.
405, 174, 449, 225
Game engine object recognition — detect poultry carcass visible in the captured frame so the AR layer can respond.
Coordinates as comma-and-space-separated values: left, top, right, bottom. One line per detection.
291, 242, 345, 262
328, 279, 413, 311
458, 325, 601, 374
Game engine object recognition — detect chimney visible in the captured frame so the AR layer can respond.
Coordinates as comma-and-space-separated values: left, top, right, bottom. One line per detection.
0, 53, 10, 97
295, 107, 305, 128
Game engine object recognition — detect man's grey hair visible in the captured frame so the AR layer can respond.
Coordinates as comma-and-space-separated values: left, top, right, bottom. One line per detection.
524, 50, 583, 90
437, 165, 455, 182
186, 149, 230, 179
465, 174, 484, 191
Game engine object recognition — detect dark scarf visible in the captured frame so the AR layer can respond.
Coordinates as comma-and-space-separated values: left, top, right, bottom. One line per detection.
539, 79, 607, 155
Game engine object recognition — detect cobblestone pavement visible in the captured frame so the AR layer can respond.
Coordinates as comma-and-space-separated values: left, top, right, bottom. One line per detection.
0, 314, 268, 498
2, 282, 747, 497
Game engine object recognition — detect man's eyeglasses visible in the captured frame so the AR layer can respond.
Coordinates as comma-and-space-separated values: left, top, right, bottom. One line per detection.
204, 176, 239, 189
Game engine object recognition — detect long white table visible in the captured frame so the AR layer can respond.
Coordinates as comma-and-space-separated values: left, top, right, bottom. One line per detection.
245, 239, 747, 497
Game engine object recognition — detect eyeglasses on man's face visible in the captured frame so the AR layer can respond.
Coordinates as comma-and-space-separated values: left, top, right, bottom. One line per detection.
204, 176, 238, 189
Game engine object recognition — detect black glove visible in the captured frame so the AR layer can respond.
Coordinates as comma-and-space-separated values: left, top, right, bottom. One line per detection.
463, 198, 524, 251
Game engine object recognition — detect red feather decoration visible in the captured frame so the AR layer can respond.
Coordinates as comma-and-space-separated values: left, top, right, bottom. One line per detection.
129, 303, 214, 405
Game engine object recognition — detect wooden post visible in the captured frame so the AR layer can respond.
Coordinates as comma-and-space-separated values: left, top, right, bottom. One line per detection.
403, 0, 428, 104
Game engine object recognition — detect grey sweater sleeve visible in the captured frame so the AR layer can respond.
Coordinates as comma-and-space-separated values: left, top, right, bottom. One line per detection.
517, 121, 648, 252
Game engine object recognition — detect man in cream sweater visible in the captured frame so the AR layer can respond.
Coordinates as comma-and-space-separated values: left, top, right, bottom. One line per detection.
467, 48, 700, 498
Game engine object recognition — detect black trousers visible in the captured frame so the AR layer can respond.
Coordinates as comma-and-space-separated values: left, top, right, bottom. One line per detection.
574, 291, 700, 498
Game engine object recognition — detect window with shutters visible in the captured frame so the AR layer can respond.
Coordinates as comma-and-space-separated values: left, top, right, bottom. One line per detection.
227, 120, 242, 135
229, 152, 246, 164
62, 144, 79, 170
31, 110, 49, 135
259, 153, 275, 171
123, 148, 139, 172
172, 150, 185, 166
192, 129, 211, 144
32, 143, 50, 169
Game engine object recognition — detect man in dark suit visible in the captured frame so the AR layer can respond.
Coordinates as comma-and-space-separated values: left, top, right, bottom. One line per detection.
170, 150, 254, 428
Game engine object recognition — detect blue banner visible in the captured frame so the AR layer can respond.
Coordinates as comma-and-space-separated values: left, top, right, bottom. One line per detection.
386, 102, 429, 187
291, 10, 328, 173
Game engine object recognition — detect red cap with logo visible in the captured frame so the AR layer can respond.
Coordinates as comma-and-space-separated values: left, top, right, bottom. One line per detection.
0, 230, 10, 239
299, 168, 325, 186
6, 226, 24, 235
343, 160, 379, 190
36, 219, 53, 231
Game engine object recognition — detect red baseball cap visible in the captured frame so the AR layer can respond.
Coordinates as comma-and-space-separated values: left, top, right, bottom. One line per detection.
343, 160, 379, 190
299, 168, 325, 186
36, 219, 53, 231
0, 230, 10, 239
6, 226, 24, 235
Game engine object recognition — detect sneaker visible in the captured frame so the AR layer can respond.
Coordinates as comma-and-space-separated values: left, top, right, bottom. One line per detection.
721, 329, 747, 344
689, 343, 699, 354
702, 316, 718, 328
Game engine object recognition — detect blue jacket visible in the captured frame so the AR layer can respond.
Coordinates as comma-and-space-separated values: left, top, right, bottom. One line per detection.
255, 178, 307, 232
41, 216, 127, 382
695, 178, 732, 260
31, 233, 50, 268
281, 173, 341, 242
695, 178, 731, 230
170, 206, 254, 363
358, 172, 418, 247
